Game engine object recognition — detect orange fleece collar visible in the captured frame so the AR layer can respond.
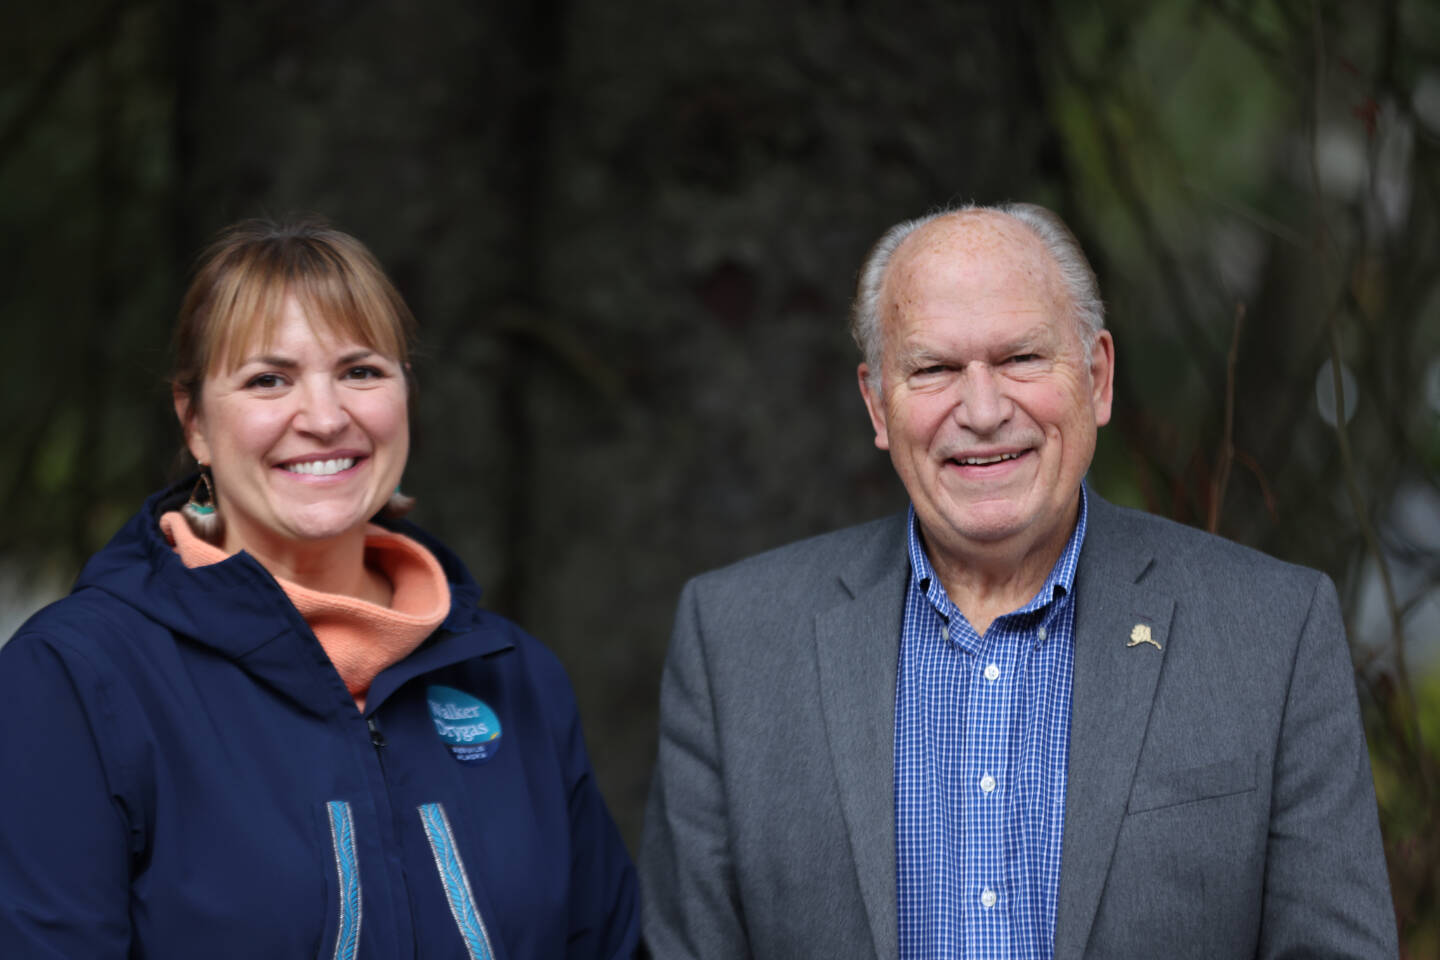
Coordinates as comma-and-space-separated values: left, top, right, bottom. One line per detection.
159, 511, 450, 710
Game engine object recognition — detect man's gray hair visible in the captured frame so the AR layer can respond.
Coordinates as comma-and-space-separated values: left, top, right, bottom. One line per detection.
850, 202, 1106, 390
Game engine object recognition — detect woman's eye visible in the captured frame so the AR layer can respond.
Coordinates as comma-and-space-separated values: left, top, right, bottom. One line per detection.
344, 365, 384, 380
246, 373, 284, 389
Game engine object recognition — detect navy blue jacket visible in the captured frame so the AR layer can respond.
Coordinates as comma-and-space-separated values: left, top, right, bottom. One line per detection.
0, 483, 639, 959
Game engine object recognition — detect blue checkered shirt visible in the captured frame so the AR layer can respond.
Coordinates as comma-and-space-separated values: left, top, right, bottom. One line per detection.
894, 488, 1086, 960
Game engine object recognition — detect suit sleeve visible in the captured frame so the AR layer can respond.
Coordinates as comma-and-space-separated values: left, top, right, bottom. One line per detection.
639, 578, 750, 959
1258, 574, 1398, 959
0, 633, 135, 958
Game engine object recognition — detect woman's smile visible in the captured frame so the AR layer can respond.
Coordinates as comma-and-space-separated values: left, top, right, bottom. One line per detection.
278, 454, 365, 478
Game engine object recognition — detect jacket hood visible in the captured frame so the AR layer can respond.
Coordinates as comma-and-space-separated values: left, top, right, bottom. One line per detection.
71, 476, 510, 716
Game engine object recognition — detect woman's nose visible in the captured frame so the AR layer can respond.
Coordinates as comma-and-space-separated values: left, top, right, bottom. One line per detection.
294, 379, 350, 437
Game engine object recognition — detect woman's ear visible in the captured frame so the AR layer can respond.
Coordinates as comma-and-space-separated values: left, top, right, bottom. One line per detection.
172, 385, 211, 465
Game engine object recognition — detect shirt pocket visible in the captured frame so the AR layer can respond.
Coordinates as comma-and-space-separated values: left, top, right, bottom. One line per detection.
1125, 754, 1257, 815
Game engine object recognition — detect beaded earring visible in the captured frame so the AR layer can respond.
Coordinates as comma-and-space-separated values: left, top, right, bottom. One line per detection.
382, 485, 416, 519
182, 467, 225, 543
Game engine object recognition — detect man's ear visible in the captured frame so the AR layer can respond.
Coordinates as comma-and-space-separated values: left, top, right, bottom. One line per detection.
172, 385, 212, 465
1090, 329, 1115, 427
857, 363, 890, 451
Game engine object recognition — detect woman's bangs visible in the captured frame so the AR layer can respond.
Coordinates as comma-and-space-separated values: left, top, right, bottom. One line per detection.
289, 268, 405, 363
206, 264, 290, 375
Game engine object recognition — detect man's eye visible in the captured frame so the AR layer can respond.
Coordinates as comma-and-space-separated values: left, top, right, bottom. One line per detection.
1007, 354, 1040, 364
915, 365, 947, 376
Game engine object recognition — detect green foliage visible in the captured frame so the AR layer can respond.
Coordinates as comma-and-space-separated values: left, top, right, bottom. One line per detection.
1044, 2, 1440, 946
31, 407, 81, 494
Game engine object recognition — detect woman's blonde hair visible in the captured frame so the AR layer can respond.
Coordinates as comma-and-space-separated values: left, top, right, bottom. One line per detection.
172, 217, 416, 417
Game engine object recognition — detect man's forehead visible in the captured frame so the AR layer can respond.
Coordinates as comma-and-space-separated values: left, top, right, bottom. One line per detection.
897, 319, 1054, 354
883, 212, 1064, 321
892, 211, 1051, 280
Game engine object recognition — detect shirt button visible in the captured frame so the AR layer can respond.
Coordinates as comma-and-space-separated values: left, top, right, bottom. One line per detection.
941, 625, 949, 643
980, 773, 996, 793
1037, 626, 1048, 641
984, 664, 1000, 681
981, 888, 997, 909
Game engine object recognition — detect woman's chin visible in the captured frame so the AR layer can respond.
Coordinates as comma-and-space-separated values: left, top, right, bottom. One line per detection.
272, 504, 378, 545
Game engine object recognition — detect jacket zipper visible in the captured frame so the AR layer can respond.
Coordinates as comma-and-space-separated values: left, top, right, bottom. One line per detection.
371, 717, 496, 959
362, 714, 417, 957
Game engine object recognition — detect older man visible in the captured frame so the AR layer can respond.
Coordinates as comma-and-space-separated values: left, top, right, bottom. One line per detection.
640, 203, 1397, 959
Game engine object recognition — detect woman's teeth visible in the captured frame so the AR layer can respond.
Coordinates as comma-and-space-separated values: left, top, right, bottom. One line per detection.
284, 458, 356, 476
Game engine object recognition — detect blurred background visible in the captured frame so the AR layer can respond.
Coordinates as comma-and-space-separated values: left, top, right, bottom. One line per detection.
2, 0, 1437, 950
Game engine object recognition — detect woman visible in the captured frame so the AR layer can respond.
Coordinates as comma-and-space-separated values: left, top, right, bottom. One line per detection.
0, 219, 639, 959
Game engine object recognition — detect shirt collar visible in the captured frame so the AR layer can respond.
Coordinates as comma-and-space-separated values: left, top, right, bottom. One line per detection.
905, 483, 1090, 621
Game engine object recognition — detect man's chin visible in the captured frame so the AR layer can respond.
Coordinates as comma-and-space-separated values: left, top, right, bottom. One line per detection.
919, 503, 1032, 549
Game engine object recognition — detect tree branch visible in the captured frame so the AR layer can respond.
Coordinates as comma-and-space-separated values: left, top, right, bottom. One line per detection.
1208, 302, 1245, 533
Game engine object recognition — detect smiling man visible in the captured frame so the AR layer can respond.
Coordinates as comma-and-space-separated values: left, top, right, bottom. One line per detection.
640, 204, 1397, 959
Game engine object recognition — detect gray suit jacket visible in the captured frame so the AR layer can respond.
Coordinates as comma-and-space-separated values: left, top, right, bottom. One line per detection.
640, 494, 1397, 959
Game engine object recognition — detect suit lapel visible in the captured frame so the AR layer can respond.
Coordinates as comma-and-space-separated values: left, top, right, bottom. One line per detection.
813, 516, 909, 960
1053, 497, 1175, 960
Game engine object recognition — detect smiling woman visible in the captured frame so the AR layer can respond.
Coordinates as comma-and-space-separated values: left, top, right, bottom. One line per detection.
177, 293, 411, 603
172, 220, 416, 563
0, 219, 639, 959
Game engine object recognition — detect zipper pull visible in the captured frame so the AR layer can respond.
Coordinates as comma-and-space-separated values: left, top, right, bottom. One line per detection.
367, 716, 386, 748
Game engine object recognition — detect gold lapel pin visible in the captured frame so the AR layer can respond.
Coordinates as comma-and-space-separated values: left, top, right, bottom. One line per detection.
1127, 624, 1162, 650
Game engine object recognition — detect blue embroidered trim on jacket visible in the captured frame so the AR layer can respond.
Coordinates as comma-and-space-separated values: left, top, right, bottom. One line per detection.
418, 802, 494, 960
326, 800, 362, 960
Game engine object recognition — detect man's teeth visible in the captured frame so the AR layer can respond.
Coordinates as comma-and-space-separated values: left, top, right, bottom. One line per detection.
957, 452, 1021, 466
285, 458, 356, 476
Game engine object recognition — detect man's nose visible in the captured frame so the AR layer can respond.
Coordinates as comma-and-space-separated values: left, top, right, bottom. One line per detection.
294, 379, 350, 437
953, 364, 1012, 434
